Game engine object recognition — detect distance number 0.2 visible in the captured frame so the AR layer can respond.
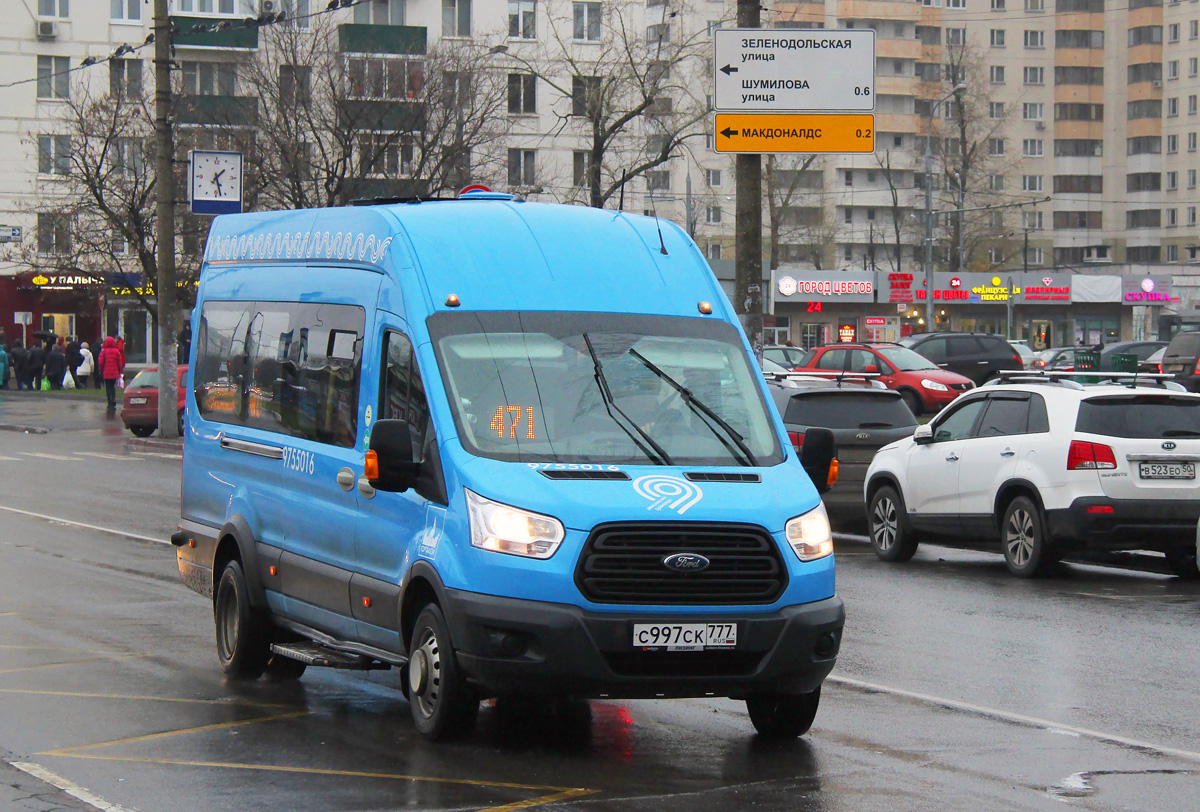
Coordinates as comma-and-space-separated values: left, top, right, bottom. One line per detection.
854, 86, 871, 96
856, 129, 872, 138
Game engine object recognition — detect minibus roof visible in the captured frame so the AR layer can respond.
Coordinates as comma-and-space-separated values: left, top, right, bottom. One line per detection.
202, 198, 726, 319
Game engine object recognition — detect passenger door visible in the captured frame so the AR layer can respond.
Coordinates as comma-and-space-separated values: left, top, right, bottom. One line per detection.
814, 348, 849, 374
352, 326, 446, 653
905, 396, 988, 528
956, 394, 1032, 530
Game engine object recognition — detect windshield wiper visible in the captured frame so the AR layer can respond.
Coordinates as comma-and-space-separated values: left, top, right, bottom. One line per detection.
627, 349, 758, 467
1162, 429, 1200, 437
582, 334, 671, 465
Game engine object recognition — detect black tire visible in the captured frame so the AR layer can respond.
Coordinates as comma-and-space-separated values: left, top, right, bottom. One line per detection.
177, 409, 185, 437
214, 560, 271, 679
129, 425, 155, 438
746, 687, 820, 739
1001, 496, 1057, 578
407, 603, 479, 741
1164, 547, 1200, 579
868, 486, 919, 562
899, 389, 922, 416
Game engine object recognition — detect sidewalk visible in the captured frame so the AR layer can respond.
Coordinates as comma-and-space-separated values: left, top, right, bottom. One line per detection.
0, 755, 108, 812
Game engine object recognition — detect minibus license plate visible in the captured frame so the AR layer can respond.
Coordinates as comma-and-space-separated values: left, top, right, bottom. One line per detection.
1139, 462, 1195, 479
129, 397, 148, 405
632, 623, 737, 651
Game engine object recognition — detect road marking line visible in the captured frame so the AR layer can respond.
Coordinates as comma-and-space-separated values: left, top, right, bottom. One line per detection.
75, 452, 138, 461
0, 653, 149, 676
0, 687, 297, 709
8, 761, 136, 812
0, 505, 167, 545
481, 788, 598, 812
0, 455, 19, 461
829, 675, 1200, 763
43, 711, 313, 755
20, 452, 78, 461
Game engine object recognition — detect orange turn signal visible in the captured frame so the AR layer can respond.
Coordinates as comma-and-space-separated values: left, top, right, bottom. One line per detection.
364, 450, 379, 480
269, 565, 277, 576
698, 301, 713, 314
362, 596, 372, 609
827, 458, 839, 488
188, 539, 196, 548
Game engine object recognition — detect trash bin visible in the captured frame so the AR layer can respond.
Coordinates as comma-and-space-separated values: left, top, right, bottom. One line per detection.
1074, 349, 1100, 383
1111, 353, 1138, 374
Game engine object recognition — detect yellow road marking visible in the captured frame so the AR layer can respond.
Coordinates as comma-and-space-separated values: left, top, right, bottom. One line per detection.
0, 687, 298, 709
43, 711, 313, 756
480, 788, 599, 812
0, 644, 127, 653
0, 653, 148, 675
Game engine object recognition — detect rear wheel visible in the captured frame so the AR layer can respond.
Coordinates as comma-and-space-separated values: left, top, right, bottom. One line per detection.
1164, 547, 1200, 579
129, 425, 155, 438
899, 389, 922, 416
746, 687, 820, 739
214, 561, 271, 679
407, 604, 479, 741
868, 486, 919, 562
1002, 496, 1057, 578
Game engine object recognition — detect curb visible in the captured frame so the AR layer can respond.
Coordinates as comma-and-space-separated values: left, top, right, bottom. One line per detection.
125, 436, 183, 452
0, 424, 50, 434
0, 390, 112, 403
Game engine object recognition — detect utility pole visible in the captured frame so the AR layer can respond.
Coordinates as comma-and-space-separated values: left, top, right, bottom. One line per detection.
734, 0, 762, 356
154, 0, 179, 438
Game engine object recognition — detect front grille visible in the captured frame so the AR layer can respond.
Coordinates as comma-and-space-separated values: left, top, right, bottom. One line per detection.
684, 472, 761, 483
950, 382, 974, 391
575, 522, 787, 605
539, 470, 630, 480
604, 650, 764, 678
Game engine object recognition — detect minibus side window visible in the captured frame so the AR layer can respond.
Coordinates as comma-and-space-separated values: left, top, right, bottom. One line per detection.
383, 331, 446, 503
195, 300, 252, 424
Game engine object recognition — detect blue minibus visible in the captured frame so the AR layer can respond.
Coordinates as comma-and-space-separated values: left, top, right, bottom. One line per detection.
173, 192, 844, 741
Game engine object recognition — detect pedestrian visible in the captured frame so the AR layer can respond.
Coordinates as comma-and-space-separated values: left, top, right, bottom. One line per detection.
0, 342, 8, 390
92, 336, 104, 388
76, 341, 93, 389
66, 336, 81, 386
9, 341, 26, 390
97, 336, 124, 410
26, 340, 46, 391
45, 342, 67, 390
178, 322, 192, 365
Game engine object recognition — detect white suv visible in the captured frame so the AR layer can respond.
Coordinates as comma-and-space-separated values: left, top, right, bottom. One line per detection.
864, 375, 1200, 578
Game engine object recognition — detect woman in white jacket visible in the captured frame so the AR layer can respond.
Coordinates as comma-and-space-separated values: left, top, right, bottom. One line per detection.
76, 341, 94, 388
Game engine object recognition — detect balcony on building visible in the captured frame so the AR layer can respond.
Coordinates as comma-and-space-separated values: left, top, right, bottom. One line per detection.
337, 24, 427, 132
170, 16, 259, 50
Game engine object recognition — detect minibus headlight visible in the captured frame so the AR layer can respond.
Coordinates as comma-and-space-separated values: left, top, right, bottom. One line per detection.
785, 504, 834, 562
466, 489, 565, 560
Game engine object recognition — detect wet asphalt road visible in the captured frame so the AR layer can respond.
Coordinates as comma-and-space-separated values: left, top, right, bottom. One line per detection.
1, 395, 1199, 812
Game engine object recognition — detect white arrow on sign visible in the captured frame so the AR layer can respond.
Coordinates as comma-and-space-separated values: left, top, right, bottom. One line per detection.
713, 29, 876, 113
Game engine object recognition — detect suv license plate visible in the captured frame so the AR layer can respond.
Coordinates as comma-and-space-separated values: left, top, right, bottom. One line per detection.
1138, 462, 1195, 479
633, 623, 737, 651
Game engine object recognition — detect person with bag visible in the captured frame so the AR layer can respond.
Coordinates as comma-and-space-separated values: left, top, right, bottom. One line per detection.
97, 336, 124, 410
26, 341, 46, 392
44, 343, 67, 391
0, 342, 9, 390
76, 341, 94, 389
9, 341, 26, 389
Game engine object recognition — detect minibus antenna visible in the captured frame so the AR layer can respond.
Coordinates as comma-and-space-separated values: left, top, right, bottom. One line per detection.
645, 184, 670, 255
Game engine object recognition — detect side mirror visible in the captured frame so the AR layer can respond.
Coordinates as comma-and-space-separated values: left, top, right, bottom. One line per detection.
799, 427, 837, 495
367, 419, 420, 493
864, 364, 879, 374
913, 424, 934, 445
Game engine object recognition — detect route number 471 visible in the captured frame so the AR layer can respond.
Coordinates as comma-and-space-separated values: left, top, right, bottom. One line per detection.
491, 405, 537, 439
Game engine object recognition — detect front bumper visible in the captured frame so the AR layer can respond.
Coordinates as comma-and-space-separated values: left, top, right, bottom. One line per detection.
442, 588, 845, 699
1046, 497, 1200, 551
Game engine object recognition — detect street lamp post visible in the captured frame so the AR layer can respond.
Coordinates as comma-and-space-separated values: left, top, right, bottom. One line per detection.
924, 83, 967, 332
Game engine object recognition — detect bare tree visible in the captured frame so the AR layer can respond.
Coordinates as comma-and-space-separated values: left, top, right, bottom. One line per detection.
498, 0, 711, 208
243, 15, 510, 209
764, 156, 843, 269
873, 148, 920, 275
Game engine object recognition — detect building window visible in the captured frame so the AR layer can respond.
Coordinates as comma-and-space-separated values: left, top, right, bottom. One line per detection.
1023, 210, 1043, 229
991, 174, 1005, 191
1168, 134, 1179, 153
989, 102, 1004, 118
37, 55, 70, 100
707, 242, 721, 260
1169, 22, 1181, 42
1023, 66, 1044, 85
1024, 30, 1045, 48
990, 65, 1006, 84
989, 138, 1006, 156
705, 168, 721, 186
112, 137, 144, 176
1190, 132, 1199, 151
346, 57, 423, 100
645, 169, 670, 192
1022, 175, 1043, 191
1167, 171, 1179, 190
37, 134, 71, 176
508, 0, 535, 39
110, 0, 139, 21
573, 2, 600, 40
990, 29, 1006, 47
181, 61, 237, 96
991, 0, 1006, 7
1192, 58, 1199, 78
357, 133, 413, 176
507, 148, 535, 186
443, 0, 471, 37
1025, 0, 1045, 8
1189, 169, 1198, 189
1188, 206, 1197, 225
37, 212, 71, 254
354, 0, 403, 25
844, 207, 853, 224
946, 28, 966, 46
1023, 139, 1044, 157
507, 73, 535, 114
947, 0, 965, 7
1190, 95, 1198, 115
573, 150, 591, 186
39, 0, 69, 17
177, 0, 237, 13
1168, 97, 1180, 117
572, 75, 601, 116
279, 65, 311, 106
1023, 103, 1044, 120
706, 205, 722, 224
109, 58, 142, 98
1191, 19, 1199, 39
1167, 244, 1179, 262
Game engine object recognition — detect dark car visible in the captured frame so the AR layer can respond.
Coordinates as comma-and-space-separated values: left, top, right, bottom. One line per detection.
767, 380, 918, 518
121, 365, 188, 437
795, 342, 974, 415
1140, 346, 1166, 374
762, 345, 809, 370
1029, 347, 1076, 371
1097, 340, 1167, 371
1161, 332, 1200, 392
897, 332, 1023, 385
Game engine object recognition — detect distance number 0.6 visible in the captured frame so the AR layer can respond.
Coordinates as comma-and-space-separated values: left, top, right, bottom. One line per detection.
854, 86, 871, 96
856, 129, 872, 138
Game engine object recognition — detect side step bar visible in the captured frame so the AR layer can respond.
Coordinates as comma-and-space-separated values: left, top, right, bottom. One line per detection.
270, 643, 391, 671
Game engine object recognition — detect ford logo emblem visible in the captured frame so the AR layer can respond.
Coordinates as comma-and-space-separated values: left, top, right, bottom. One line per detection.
856, 432, 871, 440
1163, 441, 1177, 450
663, 552, 710, 573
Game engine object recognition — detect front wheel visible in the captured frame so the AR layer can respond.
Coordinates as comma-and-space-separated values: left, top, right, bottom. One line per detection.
746, 687, 820, 739
1164, 547, 1200, 579
1002, 496, 1057, 578
129, 425, 155, 438
899, 389, 922, 416
214, 561, 272, 678
868, 486, 919, 562
407, 603, 479, 741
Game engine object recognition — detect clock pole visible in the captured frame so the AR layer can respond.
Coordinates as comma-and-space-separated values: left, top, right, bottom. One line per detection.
153, 0, 179, 438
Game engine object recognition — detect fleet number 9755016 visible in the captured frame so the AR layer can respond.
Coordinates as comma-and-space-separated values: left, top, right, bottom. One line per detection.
633, 623, 737, 651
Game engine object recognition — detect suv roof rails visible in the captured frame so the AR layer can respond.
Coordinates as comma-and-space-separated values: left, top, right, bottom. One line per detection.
988, 369, 1186, 391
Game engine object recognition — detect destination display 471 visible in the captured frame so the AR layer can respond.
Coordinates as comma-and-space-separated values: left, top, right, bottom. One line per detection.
713, 29, 876, 113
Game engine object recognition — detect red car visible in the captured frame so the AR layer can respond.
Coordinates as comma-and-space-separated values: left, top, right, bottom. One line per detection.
796, 343, 974, 415
121, 365, 188, 438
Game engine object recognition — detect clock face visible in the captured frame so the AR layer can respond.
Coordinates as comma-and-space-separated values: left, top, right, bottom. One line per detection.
190, 150, 243, 215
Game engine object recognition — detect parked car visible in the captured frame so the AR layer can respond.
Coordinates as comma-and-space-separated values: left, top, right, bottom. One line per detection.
865, 375, 1200, 578
121, 365, 187, 438
762, 345, 810, 370
795, 343, 973, 415
1140, 347, 1166, 374
1010, 342, 1037, 369
896, 332, 1023, 385
768, 379, 918, 517
1029, 347, 1076, 371
1097, 341, 1167, 371
1159, 332, 1200, 391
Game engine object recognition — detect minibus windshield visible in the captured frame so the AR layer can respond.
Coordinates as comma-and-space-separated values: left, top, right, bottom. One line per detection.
428, 312, 784, 466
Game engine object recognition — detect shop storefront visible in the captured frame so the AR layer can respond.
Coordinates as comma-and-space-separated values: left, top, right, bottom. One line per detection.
2, 273, 103, 349
770, 270, 879, 348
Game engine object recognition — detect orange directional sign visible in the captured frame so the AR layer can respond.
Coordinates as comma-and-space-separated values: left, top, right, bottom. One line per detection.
715, 113, 875, 154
